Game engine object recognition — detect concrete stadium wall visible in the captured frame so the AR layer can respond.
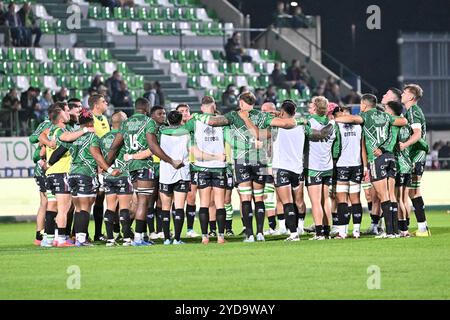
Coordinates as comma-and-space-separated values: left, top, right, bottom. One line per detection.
1, 171, 450, 219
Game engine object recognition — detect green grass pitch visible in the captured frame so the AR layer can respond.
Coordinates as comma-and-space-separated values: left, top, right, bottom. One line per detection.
0, 212, 449, 300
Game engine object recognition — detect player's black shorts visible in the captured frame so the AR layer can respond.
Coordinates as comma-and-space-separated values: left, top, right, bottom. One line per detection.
46, 173, 71, 195
265, 174, 274, 184
197, 170, 226, 189
369, 152, 396, 182
190, 171, 199, 186
69, 174, 99, 197
273, 168, 304, 188
34, 176, 47, 193
412, 161, 425, 177
226, 171, 234, 190
305, 174, 333, 187
336, 165, 363, 184
104, 177, 134, 195
159, 180, 190, 195
234, 161, 266, 185
395, 173, 411, 187
130, 168, 155, 183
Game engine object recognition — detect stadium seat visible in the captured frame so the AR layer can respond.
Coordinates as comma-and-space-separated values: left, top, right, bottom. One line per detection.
29, 76, 43, 88
0, 76, 15, 90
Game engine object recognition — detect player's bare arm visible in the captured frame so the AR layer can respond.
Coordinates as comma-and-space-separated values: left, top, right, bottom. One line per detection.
334, 114, 364, 124
90, 146, 120, 177
106, 132, 124, 165
146, 132, 184, 169
38, 128, 55, 148
124, 149, 152, 161
399, 128, 421, 151
206, 115, 230, 127
59, 127, 95, 142
189, 146, 225, 162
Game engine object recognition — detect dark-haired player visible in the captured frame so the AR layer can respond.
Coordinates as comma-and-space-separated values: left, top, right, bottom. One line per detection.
385, 101, 413, 237
158, 110, 191, 245
195, 92, 312, 242
332, 105, 363, 239
89, 94, 111, 242
107, 98, 183, 246
177, 103, 200, 238
335, 94, 408, 238
400, 84, 430, 237
183, 97, 228, 244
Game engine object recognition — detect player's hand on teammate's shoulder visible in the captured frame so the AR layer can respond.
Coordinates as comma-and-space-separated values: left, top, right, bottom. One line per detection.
124, 153, 133, 161
319, 123, 333, 141
399, 142, 407, 151
215, 153, 226, 162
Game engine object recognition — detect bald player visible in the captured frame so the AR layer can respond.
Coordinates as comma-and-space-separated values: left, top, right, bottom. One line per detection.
89, 94, 111, 242
100, 111, 131, 246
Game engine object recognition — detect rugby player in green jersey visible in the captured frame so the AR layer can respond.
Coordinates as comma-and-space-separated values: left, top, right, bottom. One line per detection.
400, 84, 430, 237
183, 97, 228, 244
100, 111, 132, 246
107, 98, 183, 246
385, 101, 413, 237
29, 104, 59, 245
57, 108, 120, 246
335, 94, 407, 238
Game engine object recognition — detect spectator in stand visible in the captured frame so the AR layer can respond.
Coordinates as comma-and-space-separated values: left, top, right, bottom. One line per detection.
154, 81, 165, 106
106, 70, 122, 101
438, 141, 450, 169
1, 88, 21, 136
291, 5, 309, 29
4, 3, 26, 46
431, 142, 440, 170
273, 1, 289, 28
239, 86, 250, 95
324, 83, 342, 104
224, 32, 252, 63
89, 74, 104, 92
98, 85, 109, 104
53, 86, 69, 102
101, 0, 134, 8
82, 88, 96, 108
221, 84, 238, 111
286, 59, 309, 92
113, 80, 133, 117
299, 65, 316, 89
18, 2, 42, 47
312, 79, 326, 96
271, 62, 291, 92
143, 82, 157, 107
264, 85, 278, 105
37, 88, 53, 121
342, 89, 361, 104
255, 88, 266, 106
19, 87, 39, 135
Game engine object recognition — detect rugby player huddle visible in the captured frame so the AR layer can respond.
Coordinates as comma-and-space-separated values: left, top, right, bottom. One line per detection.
29, 83, 430, 247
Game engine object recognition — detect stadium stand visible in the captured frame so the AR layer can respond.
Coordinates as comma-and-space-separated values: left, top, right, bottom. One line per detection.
1, 0, 314, 136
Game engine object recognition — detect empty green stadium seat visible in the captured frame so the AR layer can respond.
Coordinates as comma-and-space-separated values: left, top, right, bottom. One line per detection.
137, 7, 149, 20
11, 62, 24, 75
211, 75, 224, 88
101, 7, 112, 20
86, 49, 98, 61
190, 50, 201, 62
187, 76, 201, 89
98, 49, 112, 61
113, 7, 125, 20
40, 20, 52, 33
29, 76, 43, 88
69, 76, 81, 89
278, 89, 289, 101
148, 8, 161, 21
91, 62, 104, 74
118, 22, 133, 35
60, 49, 72, 61
1, 76, 15, 89
56, 76, 69, 88
7, 48, 19, 61
88, 6, 100, 19
39, 62, 53, 75
258, 75, 269, 87
183, 8, 198, 21
230, 62, 244, 75
21, 48, 34, 61
25, 62, 38, 76
116, 62, 129, 75
67, 62, 79, 75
